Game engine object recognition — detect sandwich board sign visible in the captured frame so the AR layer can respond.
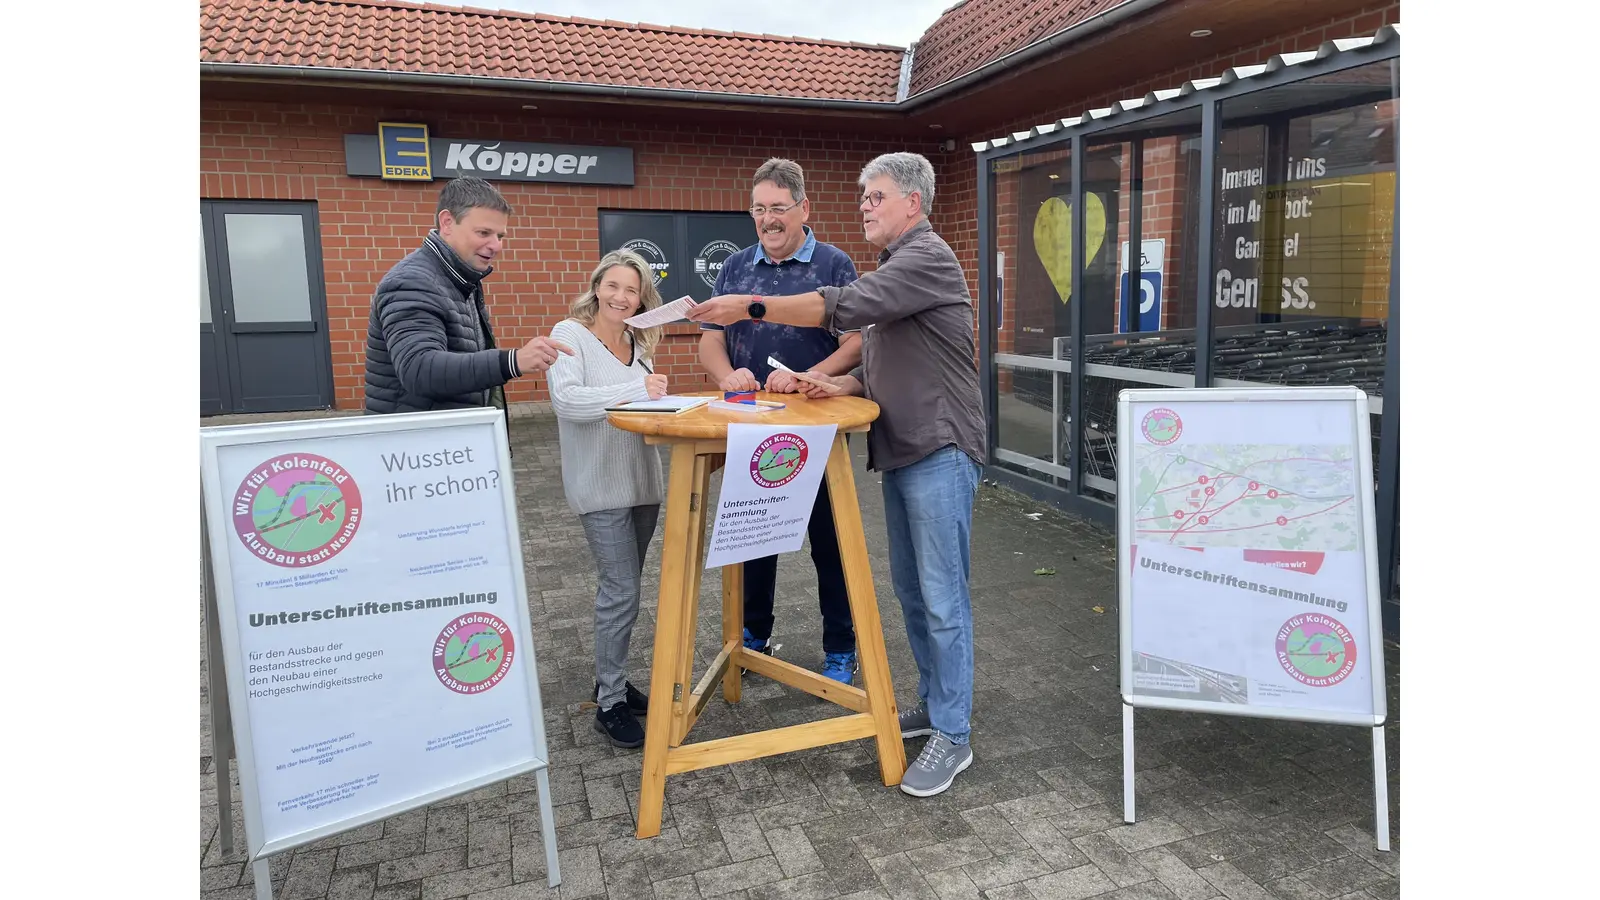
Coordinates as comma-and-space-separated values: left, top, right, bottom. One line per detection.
199, 408, 561, 897
1115, 386, 1391, 851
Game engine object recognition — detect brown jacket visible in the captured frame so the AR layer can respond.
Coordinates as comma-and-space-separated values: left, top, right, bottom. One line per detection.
819, 219, 985, 472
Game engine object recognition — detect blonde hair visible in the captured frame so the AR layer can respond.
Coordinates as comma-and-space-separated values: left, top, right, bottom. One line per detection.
569, 250, 664, 358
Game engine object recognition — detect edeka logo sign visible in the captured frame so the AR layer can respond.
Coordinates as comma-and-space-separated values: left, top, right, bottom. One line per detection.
345, 132, 635, 186
378, 122, 433, 181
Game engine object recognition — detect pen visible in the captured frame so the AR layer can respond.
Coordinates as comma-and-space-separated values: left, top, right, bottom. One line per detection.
640, 360, 652, 374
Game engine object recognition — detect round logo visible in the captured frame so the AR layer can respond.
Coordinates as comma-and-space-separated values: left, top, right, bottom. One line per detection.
1275, 613, 1358, 687
695, 240, 740, 288
750, 433, 809, 488
1140, 407, 1182, 445
433, 613, 516, 694
232, 453, 363, 568
621, 238, 670, 283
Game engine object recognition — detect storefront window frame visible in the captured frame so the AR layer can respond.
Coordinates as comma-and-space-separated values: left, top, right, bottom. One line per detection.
974, 32, 1399, 631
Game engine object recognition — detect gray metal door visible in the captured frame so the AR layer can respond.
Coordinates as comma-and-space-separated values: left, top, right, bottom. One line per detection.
200, 201, 334, 415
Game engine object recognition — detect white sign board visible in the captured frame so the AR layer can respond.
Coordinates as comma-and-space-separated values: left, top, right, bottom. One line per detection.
1120, 238, 1166, 274
200, 409, 560, 866
1116, 387, 1386, 727
705, 423, 837, 569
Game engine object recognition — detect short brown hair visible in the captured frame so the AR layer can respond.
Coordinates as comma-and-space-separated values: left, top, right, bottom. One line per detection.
751, 158, 806, 204
437, 176, 512, 223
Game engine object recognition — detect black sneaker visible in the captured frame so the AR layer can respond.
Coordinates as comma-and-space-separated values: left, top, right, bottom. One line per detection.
594, 681, 649, 715
593, 701, 644, 749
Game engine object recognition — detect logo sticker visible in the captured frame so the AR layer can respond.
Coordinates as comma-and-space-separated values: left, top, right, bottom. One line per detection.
695, 239, 740, 288
433, 613, 516, 694
1275, 613, 1358, 687
232, 453, 363, 568
621, 238, 670, 283
749, 433, 809, 489
1140, 407, 1182, 445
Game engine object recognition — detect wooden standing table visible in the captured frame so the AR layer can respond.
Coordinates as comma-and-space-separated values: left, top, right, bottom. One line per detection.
608, 391, 906, 839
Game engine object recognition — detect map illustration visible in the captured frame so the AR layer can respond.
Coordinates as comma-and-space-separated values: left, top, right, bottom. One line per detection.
1132, 444, 1359, 550
251, 471, 348, 553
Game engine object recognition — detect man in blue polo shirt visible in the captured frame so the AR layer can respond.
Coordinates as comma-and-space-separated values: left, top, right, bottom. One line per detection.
699, 157, 863, 683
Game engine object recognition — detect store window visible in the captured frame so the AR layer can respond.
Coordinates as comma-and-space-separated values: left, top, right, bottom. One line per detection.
598, 210, 756, 304
991, 147, 1074, 484
1210, 59, 1398, 475
1074, 124, 1205, 501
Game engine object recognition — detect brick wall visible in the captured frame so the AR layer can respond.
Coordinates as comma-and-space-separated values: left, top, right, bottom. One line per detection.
201, 102, 936, 409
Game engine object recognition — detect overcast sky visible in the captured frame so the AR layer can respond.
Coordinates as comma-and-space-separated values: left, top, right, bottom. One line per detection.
466, 0, 963, 47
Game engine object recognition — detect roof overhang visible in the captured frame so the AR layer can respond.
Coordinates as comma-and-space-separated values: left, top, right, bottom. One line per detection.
970, 24, 1399, 155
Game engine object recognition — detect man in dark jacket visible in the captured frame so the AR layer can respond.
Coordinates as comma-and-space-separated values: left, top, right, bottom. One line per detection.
364, 176, 571, 414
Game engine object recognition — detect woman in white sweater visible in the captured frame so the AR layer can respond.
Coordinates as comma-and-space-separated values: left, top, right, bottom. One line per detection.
547, 249, 670, 749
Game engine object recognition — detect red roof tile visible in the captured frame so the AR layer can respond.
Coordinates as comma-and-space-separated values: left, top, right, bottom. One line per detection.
200, 0, 906, 102
907, 0, 1133, 96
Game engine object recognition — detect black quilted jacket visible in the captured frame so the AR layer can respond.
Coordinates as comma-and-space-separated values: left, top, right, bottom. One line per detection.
363, 232, 515, 414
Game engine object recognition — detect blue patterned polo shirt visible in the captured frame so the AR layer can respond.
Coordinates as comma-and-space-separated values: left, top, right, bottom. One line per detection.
700, 226, 860, 385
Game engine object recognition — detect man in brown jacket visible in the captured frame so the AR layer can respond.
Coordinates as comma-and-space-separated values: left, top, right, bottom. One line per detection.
686, 152, 984, 798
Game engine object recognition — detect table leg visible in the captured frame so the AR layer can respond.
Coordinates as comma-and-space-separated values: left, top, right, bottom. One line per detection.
823, 434, 906, 785
720, 554, 744, 704
669, 456, 714, 748
638, 442, 698, 839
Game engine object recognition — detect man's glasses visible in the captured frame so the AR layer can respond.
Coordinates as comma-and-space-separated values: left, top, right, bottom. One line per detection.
748, 203, 798, 217
859, 190, 902, 208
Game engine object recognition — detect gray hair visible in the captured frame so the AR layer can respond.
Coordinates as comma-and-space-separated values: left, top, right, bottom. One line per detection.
437, 176, 512, 223
859, 152, 935, 216
752, 157, 806, 203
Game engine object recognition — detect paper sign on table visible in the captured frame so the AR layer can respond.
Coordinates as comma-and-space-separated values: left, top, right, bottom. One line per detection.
704, 423, 837, 569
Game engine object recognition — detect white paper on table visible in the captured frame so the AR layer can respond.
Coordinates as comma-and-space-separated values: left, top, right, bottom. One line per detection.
625, 295, 697, 329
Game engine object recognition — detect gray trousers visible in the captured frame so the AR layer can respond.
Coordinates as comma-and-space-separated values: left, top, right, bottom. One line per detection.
579, 504, 661, 709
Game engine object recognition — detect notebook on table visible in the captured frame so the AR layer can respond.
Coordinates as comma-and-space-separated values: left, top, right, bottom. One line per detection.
605, 395, 711, 414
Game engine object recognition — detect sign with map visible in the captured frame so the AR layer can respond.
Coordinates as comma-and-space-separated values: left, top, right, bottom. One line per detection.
704, 423, 837, 570
1115, 388, 1387, 726
200, 409, 560, 862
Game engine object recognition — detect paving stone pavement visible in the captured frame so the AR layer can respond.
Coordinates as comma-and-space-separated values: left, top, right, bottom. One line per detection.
201, 404, 1400, 900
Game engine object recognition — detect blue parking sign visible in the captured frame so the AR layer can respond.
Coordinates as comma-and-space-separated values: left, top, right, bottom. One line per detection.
1119, 239, 1165, 333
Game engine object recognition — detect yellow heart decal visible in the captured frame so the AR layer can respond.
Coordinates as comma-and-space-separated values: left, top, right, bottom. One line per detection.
1032, 193, 1107, 304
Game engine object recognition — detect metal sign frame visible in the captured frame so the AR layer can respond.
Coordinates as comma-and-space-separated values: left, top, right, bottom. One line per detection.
199, 408, 562, 895
1113, 385, 1390, 850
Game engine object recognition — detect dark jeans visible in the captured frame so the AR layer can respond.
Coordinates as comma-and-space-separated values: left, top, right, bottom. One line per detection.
742, 475, 855, 653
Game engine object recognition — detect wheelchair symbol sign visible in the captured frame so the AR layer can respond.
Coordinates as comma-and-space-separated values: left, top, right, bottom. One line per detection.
1119, 239, 1165, 333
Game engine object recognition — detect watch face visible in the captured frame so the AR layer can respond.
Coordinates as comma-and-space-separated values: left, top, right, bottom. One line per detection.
749, 301, 766, 319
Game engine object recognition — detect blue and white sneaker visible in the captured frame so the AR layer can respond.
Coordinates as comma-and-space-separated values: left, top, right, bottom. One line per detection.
821, 650, 858, 685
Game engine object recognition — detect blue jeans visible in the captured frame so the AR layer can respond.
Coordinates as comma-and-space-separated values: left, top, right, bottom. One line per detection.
881, 444, 981, 745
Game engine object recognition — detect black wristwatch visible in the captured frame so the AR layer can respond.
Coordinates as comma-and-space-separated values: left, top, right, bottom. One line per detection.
747, 296, 766, 321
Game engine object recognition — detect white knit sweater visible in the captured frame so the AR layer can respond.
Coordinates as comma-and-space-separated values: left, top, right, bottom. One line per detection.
547, 318, 665, 515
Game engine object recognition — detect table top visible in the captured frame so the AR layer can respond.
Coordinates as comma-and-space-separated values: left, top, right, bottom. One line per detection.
607, 391, 879, 440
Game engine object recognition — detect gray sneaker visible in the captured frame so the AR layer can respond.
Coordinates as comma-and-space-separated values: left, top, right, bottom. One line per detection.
899, 704, 932, 739
899, 733, 973, 797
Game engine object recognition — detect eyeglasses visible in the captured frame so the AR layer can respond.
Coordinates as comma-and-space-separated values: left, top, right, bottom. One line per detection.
859, 190, 904, 209
748, 203, 798, 217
